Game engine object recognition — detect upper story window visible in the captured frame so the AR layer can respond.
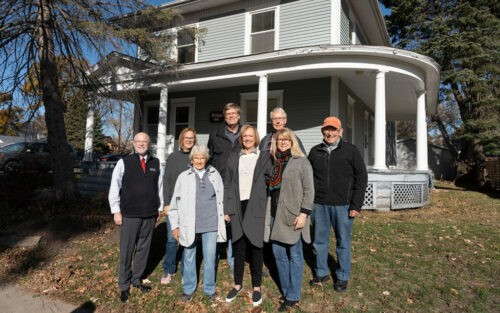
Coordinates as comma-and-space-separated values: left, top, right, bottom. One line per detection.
246, 8, 279, 55
177, 28, 196, 63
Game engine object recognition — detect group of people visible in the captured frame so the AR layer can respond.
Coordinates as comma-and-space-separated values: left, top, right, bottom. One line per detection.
108, 103, 367, 311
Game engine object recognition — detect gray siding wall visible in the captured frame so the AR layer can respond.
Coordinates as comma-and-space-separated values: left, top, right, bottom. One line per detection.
198, 13, 246, 62
279, 0, 331, 49
166, 77, 331, 153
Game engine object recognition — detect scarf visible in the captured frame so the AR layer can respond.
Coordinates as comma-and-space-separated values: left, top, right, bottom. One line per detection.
269, 149, 291, 191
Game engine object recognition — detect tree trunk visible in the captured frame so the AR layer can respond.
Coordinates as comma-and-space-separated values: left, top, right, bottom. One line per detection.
37, 0, 78, 202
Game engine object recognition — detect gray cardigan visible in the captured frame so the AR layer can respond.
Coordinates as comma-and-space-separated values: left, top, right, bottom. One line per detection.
168, 165, 227, 247
224, 150, 272, 248
264, 156, 315, 245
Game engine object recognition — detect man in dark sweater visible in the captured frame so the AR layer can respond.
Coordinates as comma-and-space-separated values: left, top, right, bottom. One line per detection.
108, 132, 163, 302
207, 102, 242, 276
308, 117, 367, 292
259, 107, 306, 155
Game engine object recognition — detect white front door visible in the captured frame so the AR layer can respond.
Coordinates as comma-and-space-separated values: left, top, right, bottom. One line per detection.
169, 98, 195, 151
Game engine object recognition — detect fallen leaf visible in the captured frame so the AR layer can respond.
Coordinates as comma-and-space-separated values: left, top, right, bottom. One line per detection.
450, 288, 459, 295
382, 290, 390, 296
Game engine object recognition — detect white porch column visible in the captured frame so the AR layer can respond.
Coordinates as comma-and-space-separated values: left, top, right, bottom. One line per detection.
416, 91, 428, 171
257, 73, 268, 138
83, 101, 95, 161
157, 87, 168, 165
373, 70, 387, 169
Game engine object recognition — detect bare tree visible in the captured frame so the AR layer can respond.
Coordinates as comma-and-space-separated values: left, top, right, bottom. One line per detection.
0, 1, 178, 202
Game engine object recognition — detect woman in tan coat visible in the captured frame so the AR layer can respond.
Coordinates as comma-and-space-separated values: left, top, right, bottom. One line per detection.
264, 128, 314, 312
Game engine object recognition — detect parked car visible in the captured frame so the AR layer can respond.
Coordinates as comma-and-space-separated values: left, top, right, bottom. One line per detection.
0, 141, 77, 173
97, 154, 125, 162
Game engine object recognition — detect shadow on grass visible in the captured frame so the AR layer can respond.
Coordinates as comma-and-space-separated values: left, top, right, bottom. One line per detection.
71, 301, 96, 313
0, 173, 111, 284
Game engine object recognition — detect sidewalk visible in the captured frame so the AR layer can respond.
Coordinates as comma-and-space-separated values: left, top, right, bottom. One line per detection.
0, 285, 93, 313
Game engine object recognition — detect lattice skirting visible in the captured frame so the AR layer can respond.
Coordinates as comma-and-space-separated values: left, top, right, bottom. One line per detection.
391, 182, 429, 209
362, 183, 375, 209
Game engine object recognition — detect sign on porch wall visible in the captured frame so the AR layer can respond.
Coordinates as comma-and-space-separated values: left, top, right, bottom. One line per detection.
210, 111, 224, 123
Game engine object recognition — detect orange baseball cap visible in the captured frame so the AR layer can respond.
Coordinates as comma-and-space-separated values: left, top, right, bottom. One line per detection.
322, 117, 342, 129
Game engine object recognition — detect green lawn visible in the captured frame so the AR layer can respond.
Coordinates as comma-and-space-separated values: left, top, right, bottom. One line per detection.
3, 181, 499, 312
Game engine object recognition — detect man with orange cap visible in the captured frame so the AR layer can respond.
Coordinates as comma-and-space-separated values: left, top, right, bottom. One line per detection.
307, 117, 367, 292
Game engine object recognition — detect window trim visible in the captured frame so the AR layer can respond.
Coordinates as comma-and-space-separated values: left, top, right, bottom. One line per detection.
175, 23, 199, 64
239, 89, 284, 125
244, 7, 280, 55
347, 95, 355, 143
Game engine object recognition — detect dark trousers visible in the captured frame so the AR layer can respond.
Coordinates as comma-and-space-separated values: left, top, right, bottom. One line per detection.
118, 216, 156, 291
233, 201, 263, 287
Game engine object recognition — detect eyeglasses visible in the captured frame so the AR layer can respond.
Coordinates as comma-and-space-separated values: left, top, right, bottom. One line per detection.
134, 140, 149, 144
225, 112, 239, 116
277, 138, 291, 143
323, 127, 339, 133
193, 156, 207, 161
184, 137, 195, 141
271, 117, 286, 121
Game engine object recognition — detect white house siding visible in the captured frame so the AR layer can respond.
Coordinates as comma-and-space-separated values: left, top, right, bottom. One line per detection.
279, 0, 331, 50
198, 13, 246, 62
339, 0, 350, 44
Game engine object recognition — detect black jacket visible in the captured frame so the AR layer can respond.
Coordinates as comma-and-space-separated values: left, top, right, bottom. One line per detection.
308, 139, 367, 212
207, 124, 241, 181
120, 153, 161, 218
224, 150, 272, 248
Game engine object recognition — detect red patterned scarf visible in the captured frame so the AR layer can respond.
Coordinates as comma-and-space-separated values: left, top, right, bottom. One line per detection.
269, 149, 291, 191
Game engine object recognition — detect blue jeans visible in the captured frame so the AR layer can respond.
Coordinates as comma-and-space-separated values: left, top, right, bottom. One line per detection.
182, 231, 217, 296
311, 204, 353, 281
162, 217, 178, 275
270, 216, 304, 302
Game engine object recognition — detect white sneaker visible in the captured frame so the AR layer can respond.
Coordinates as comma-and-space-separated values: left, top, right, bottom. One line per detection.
160, 273, 173, 285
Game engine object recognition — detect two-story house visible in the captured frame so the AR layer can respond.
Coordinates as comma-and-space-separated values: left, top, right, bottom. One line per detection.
87, 0, 440, 211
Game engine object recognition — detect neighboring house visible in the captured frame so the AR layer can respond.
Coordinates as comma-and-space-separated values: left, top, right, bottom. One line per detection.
397, 137, 457, 181
87, 0, 440, 210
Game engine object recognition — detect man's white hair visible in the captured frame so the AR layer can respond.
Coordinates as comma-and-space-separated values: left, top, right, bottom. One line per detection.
270, 107, 287, 119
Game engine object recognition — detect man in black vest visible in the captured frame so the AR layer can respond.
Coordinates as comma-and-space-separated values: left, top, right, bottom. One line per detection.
108, 132, 163, 302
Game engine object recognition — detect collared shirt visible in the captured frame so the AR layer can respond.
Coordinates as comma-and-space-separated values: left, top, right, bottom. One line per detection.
323, 137, 341, 153
239, 148, 260, 201
108, 156, 164, 214
224, 124, 240, 144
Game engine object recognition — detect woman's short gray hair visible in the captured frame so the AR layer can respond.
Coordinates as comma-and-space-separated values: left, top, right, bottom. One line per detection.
189, 145, 210, 160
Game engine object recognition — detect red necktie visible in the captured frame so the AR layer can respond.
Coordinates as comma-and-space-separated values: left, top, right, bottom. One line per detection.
141, 157, 146, 173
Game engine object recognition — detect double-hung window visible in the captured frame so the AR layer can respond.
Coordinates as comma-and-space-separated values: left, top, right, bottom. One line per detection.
177, 28, 196, 63
248, 9, 277, 54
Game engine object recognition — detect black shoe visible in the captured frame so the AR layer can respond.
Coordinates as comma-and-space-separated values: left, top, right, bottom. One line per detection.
310, 275, 330, 286
133, 284, 152, 292
278, 295, 286, 302
208, 292, 219, 302
252, 290, 262, 307
225, 287, 242, 302
181, 293, 193, 302
334, 279, 348, 292
120, 290, 130, 303
278, 299, 299, 312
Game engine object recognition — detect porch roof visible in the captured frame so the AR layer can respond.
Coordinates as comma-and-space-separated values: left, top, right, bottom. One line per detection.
91, 45, 440, 120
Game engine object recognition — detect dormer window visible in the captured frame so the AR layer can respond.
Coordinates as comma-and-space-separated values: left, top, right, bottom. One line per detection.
177, 28, 196, 63
246, 8, 279, 54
